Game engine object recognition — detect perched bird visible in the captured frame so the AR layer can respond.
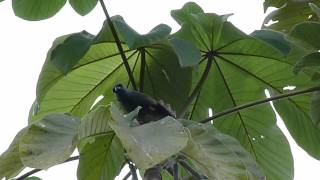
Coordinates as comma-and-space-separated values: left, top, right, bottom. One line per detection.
113, 84, 175, 124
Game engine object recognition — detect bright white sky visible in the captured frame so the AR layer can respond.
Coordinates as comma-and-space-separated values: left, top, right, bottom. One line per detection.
0, 0, 319, 179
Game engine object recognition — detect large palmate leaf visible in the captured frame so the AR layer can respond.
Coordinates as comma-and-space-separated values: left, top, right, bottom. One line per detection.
19, 114, 80, 169
263, 1, 320, 33
0, 129, 26, 179
109, 104, 189, 170
77, 105, 125, 180
31, 20, 191, 122
12, 0, 67, 20
170, 2, 320, 179
181, 121, 265, 180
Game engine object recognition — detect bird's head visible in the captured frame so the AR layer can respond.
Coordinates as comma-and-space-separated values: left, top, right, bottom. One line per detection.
113, 84, 124, 94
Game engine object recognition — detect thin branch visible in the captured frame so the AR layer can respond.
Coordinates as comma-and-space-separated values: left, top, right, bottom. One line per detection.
173, 162, 179, 180
128, 161, 139, 180
178, 159, 203, 179
200, 86, 320, 123
139, 48, 146, 92
177, 56, 213, 118
15, 156, 79, 180
98, 0, 137, 90
122, 171, 132, 180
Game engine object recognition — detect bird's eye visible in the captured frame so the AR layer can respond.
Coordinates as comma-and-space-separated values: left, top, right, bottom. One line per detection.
113, 84, 123, 92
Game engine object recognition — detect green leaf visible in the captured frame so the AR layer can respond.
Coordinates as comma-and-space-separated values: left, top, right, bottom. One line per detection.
169, 38, 201, 67
69, 0, 98, 16
263, 0, 287, 11
77, 134, 125, 180
290, 22, 320, 50
32, 25, 191, 121
78, 105, 112, 139
19, 114, 80, 169
170, 2, 204, 25
171, 3, 310, 179
12, 0, 67, 21
113, 16, 172, 49
109, 104, 189, 169
293, 52, 320, 80
263, 1, 320, 33
270, 90, 320, 158
51, 31, 95, 74
181, 121, 265, 179
309, 3, 320, 18
0, 129, 26, 179
311, 92, 320, 128
251, 30, 292, 56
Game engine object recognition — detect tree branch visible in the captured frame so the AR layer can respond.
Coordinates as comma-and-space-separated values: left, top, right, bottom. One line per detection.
128, 161, 139, 180
15, 156, 79, 180
98, 0, 137, 90
177, 56, 213, 118
200, 86, 320, 123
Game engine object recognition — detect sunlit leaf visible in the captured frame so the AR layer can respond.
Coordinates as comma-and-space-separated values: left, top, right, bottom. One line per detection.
69, 0, 98, 16
169, 3, 320, 179
0, 129, 26, 179
19, 114, 80, 169
32, 22, 191, 121
12, 0, 66, 20
181, 121, 265, 179
109, 104, 189, 169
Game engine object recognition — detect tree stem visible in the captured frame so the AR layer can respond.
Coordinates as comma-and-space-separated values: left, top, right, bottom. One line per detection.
15, 156, 79, 180
98, 0, 137, 90
200, 86, 320, 123
177, 57, 213, 118
139, 48, 146, 92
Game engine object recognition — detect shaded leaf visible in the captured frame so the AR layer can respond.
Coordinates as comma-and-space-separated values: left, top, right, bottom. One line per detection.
293, 52, 320, 80
169, 38, 201, 67
51, 31, 95, 74
263, 1, 320, 33
19, 114, 80, 169
311, 92, 320, 128
170, 2, 204, 25
0, 129, 26, 179
78, 105, 112, 139
69, 0, 98, 16
251, 30, 292, 56
12, 0, 67, 21
290, 22, 320, 49
77, 134, 125, 180
109, 104, 189, 169
181, 121, 265, 179
113, 16, 171, 49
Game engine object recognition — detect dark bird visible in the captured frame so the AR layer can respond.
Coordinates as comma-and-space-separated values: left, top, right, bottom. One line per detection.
113, 84, 175, 124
